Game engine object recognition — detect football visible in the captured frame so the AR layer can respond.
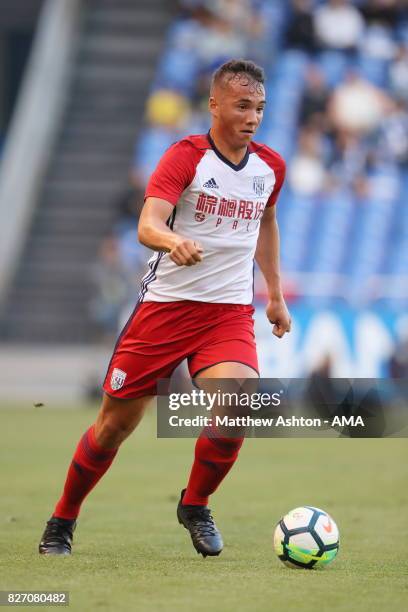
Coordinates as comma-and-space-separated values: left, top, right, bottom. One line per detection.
274, 506, 339, 569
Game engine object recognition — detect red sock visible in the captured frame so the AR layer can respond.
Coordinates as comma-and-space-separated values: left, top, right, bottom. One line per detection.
182, 428, 244, 506
53, 425, 118, 520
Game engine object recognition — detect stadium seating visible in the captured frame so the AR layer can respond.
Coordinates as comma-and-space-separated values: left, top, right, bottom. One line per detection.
134, 0, 408, 311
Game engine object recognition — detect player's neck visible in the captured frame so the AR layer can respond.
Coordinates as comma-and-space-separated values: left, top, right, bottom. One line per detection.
208, 129, 248, 166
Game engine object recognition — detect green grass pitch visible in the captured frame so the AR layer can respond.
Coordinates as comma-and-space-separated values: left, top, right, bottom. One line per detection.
1, 405, 407, 612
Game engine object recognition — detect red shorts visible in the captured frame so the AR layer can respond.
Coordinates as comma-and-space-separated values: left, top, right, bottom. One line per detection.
103, 301, 258, 399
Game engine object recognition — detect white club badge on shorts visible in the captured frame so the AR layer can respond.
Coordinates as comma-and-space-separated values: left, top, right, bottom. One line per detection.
110, 368, 127, 391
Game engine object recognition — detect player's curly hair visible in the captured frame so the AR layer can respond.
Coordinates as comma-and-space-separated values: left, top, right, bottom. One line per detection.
211, 59, 265, 89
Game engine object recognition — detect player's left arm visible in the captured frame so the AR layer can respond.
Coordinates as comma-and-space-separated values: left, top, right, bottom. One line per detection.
255, 205, 291, 338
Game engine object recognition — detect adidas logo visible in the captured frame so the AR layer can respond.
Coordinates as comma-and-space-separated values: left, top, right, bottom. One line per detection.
203, 178, 219, 189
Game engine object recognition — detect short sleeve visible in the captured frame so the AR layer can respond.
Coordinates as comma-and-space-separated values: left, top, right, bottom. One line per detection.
266, 157, 286, 207
144, 140, 203, 206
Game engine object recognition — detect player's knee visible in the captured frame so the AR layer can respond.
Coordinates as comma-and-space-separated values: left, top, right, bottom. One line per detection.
213, 435, 244, 456
197, 431, 244, 459
96, 417, 135, 447
96, 394, 147, 447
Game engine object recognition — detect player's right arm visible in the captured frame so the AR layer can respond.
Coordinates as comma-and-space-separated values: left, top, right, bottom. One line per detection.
138, 197, 203, 266
139, 140, 205, 266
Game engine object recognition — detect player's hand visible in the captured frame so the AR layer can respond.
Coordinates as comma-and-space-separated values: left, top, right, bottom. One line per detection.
169, 237, 203, 266
266, 296, 291, 338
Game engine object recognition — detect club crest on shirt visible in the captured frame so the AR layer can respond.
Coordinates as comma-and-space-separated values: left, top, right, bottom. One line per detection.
253, 176, 265, 196
111, 368, 127, 391
195, 212, 206, 222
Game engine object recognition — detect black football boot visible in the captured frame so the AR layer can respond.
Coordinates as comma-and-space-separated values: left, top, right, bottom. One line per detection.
177, 489, 223, 558
39, 517, 76, 555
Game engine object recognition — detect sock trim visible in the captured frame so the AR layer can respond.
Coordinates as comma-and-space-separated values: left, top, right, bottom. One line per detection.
82, 425, 117, 461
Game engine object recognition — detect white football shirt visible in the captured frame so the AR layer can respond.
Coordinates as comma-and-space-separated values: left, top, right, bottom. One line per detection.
141, 133, 285, 304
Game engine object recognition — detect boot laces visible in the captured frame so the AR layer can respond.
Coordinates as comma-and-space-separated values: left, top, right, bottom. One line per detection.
187, 507, 217, 537
44, 520, 74, 545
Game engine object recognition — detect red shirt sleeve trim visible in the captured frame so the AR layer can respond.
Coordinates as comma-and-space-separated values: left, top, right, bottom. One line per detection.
144, 138, 207, 206
252, 144, 286, 207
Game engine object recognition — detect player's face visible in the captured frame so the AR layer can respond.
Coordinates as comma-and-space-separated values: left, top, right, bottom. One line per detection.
210, 76, 266, 147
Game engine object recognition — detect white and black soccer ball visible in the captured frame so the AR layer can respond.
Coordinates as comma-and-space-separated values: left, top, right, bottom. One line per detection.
274, 506, 339, 569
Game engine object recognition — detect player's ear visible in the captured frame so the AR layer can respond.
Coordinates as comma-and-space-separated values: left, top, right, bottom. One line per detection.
208, 95, 218, 118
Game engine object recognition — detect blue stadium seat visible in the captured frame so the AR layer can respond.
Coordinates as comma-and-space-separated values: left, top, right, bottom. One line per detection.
155, 49, 199, 96
135, 128, 178, 183
310, 192, 354, 276
317, 50, 350, 87
274, 50, 309, 82
357, 55, 389, 88
280, 193, 319, 273
347, 177, 399, 303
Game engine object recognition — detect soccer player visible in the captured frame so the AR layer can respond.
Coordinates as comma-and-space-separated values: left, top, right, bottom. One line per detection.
39, 59, 291, 557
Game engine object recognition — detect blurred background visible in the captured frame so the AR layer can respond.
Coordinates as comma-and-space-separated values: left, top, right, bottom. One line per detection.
0, 0, 407, 403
